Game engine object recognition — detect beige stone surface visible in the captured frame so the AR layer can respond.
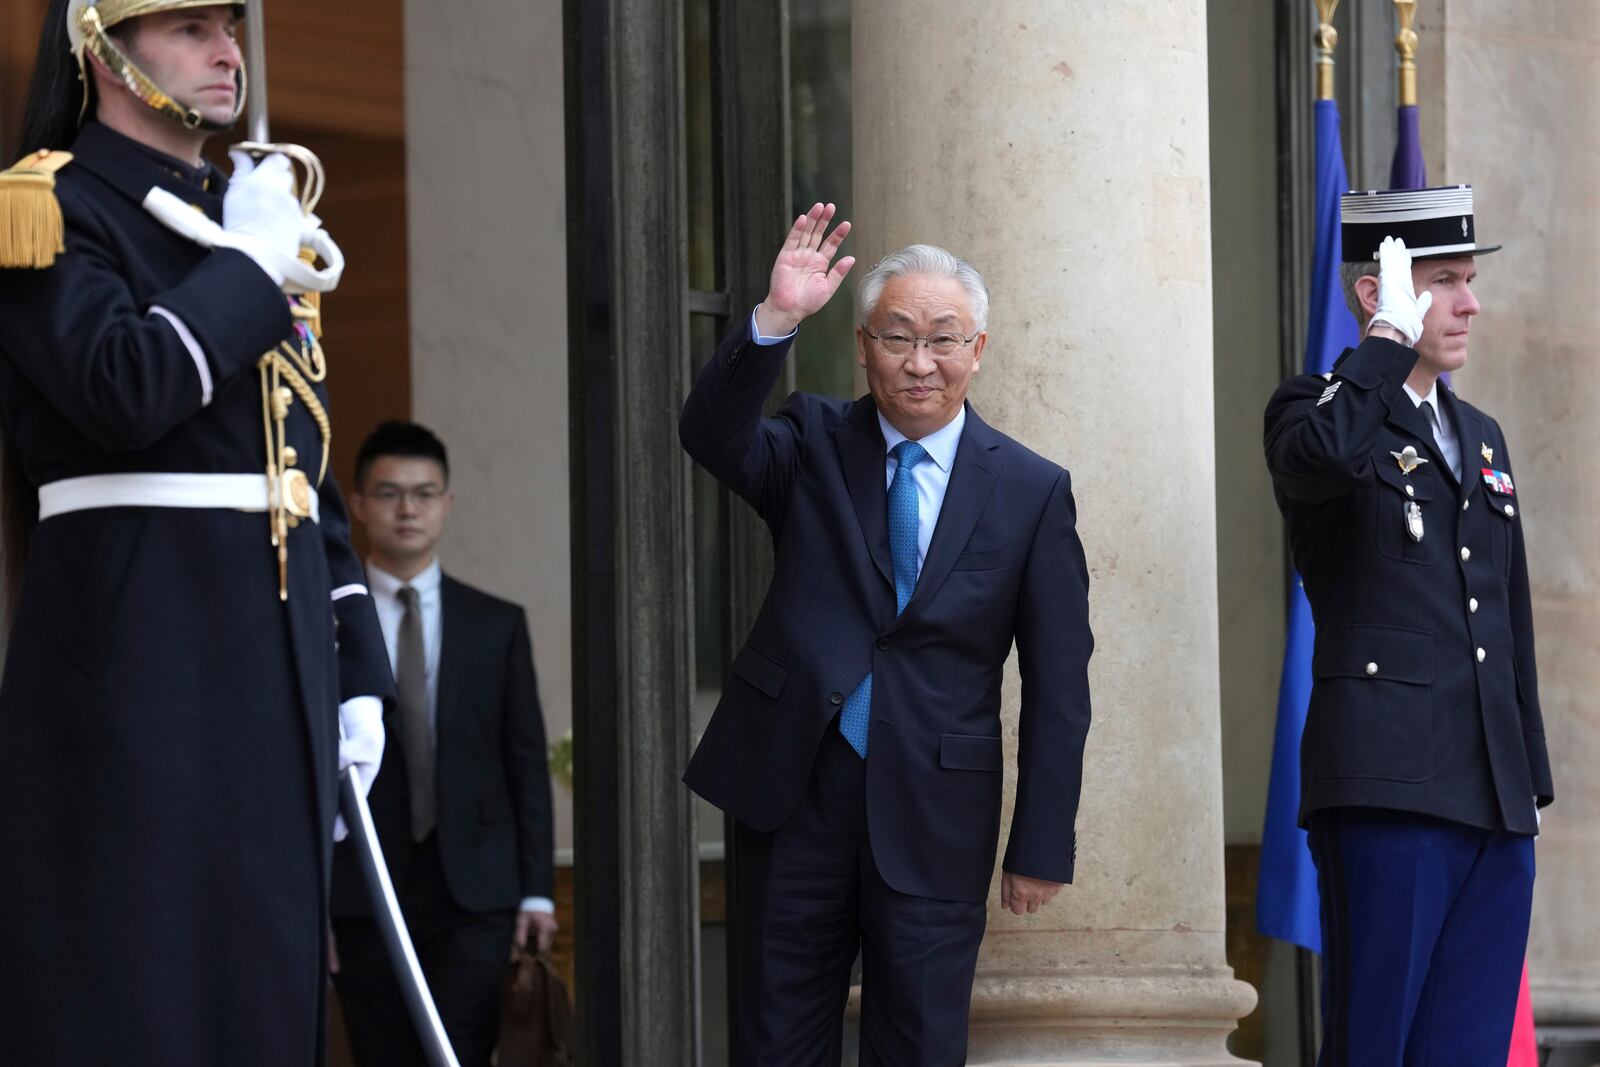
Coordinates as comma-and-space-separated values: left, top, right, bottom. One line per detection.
852, 1, 1255, 1060
404, 0, 574, 853
1432, 0, 1600, 1028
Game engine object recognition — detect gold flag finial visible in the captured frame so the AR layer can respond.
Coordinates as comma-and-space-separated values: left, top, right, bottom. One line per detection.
1314, 0, 1341, 101
1394, 1, 1419, 106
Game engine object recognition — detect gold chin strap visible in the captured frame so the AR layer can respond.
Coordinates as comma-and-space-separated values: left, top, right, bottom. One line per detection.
243, 142, 332, 602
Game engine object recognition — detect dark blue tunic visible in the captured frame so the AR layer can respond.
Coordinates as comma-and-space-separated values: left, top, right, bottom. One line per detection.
1264, 336, 1553, 835
0, 122, 393, 1065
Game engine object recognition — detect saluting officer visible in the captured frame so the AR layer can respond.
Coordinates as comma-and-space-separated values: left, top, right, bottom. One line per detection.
0, 1, 390, 1063
1264, 186, 1552, 1065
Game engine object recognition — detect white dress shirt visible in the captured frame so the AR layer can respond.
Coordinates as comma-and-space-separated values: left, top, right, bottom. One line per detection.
877, 408, 965, 574
749, 305, 797, 344
367, 558, 552, 915
1403, 380, 1462, 481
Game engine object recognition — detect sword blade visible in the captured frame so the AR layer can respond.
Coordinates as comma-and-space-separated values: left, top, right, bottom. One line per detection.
243, 0, 270, 142
244, 10, 436, 1052
339, 767, 463, 1067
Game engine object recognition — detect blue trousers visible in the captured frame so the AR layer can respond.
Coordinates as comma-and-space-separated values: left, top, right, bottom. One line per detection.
1308, 807, 1535, 1067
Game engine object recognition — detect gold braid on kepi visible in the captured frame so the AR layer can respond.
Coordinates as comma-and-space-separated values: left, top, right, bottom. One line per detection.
67, 0, 248, 131
0, 150, 73, 268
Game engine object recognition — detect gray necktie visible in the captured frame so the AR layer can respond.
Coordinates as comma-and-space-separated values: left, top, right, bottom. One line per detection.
1420, 399, 1459, 479
395, 585, 435, 840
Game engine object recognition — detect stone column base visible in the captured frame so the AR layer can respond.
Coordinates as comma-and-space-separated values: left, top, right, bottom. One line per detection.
1533, 974, 1600, 1028
848, 971, 1259, 1066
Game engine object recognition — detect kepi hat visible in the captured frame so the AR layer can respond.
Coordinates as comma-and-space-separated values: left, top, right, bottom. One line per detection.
1341, 185, 1500, 262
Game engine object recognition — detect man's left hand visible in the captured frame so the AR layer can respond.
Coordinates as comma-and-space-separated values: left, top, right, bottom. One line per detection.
514, 909, 560, 957
1000, 871, 1063, 916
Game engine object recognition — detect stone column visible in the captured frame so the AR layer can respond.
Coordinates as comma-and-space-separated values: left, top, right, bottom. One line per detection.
1430, 0, 1600, 1032
852, 3, 1256, 1063
409, 0, 703, 1063
404, 0, 574, 854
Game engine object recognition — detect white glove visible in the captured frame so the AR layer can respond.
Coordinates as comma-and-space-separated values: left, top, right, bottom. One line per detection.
222, 151, 304, 285
332, 695, 385, 842
143, 189, 345, 293
1368, 235, 1434, 347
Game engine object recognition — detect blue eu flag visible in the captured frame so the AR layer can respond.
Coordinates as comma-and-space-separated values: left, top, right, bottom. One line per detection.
1256, 97, 1359, 953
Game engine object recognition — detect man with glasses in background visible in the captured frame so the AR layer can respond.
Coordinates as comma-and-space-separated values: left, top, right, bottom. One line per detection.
330, 420, 558, 1067
679, 204, 1095, 1065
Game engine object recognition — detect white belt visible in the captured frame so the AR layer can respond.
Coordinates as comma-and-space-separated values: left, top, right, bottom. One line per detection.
38, 472, 320, 524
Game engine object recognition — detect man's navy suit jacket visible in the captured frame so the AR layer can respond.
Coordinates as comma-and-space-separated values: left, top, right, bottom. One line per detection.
680, 322, 1094, 903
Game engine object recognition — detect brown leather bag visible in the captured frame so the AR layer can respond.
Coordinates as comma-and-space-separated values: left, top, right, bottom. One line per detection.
496, 948, 574, 1067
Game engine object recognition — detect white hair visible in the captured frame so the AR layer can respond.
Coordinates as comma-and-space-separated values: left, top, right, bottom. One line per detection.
855, 244, 990, 332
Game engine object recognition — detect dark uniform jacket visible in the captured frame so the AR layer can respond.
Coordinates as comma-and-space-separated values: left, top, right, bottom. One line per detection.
1264, 335, 1553, 835
0, 122, 393, 1065
679, 322, 1094, 903
331, 573, 555, 917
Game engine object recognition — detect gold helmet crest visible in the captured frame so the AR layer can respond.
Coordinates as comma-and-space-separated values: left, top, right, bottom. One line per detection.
66, 0, 248, 131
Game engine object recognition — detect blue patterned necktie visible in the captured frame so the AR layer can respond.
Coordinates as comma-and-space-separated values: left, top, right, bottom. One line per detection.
839, 440, 928, 758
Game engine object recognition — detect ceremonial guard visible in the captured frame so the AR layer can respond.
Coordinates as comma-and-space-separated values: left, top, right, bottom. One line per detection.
0, 2, 391, 1063
1264, 188, 1552, 1063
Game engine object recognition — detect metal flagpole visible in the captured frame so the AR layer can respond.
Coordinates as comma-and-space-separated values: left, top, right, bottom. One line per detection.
238, 7, 460, 1066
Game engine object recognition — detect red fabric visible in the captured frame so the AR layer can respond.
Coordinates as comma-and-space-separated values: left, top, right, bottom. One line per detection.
1507, 961, 1538, 1067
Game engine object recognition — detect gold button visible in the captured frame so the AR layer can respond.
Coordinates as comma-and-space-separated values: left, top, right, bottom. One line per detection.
1504, 504, 1515, 518
1365, 662, 1379, 676
1405, 484, 1415, 498
1469, 598, 1479, 613
1476, 647, 1487, 663
1460, 547, 1471, 562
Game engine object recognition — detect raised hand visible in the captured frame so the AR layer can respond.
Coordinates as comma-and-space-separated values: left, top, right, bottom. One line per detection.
1368, 235, 1433, 346
755, 202, 855, 337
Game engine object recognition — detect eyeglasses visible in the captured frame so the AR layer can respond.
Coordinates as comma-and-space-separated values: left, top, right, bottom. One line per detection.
862, 327, 979, 358
365, 485, 446, 509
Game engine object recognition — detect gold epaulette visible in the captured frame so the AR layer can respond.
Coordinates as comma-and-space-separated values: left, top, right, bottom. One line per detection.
0, 150, 73, 269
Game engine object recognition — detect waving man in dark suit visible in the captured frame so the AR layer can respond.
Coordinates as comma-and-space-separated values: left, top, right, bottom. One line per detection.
680, 203, 1094, 1066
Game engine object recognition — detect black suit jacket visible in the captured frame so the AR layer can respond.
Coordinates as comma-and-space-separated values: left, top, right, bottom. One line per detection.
1264, 336, 1553, 834
679, 322, 1094, 902
333, 574, 555, 915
